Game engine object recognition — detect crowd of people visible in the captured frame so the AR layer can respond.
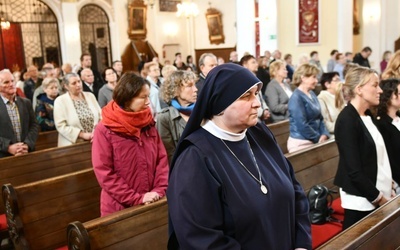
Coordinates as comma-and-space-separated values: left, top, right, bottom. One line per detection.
1, 45, 400, 249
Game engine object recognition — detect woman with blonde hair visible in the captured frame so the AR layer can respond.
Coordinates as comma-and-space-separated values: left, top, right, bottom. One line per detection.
334, 67, 394, 229
382, 50, 400, 80
157, 70, 197, 163
287, 63, 329, 153
265, 60, 292, 122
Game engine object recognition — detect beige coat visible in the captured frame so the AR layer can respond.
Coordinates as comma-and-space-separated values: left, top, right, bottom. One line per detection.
54, 92, 101, 147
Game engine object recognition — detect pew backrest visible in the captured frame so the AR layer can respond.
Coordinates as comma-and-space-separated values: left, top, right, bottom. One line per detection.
67, 198, 168, 250
317, 195, 400, 249
267, 119, 289, 154
2, 168, 101, 249
287, 139, 339, 196
35, 130, 58, 151
0, 142, 92, 214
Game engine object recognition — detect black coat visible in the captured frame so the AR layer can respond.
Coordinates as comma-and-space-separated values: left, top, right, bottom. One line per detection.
375, 113, 400, 184
334, 103, 380, 202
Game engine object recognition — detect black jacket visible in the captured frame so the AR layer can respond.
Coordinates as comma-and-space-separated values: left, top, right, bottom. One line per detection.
353, 53, 370, 68
334, 103, 380, 202
375, 113, 400, 184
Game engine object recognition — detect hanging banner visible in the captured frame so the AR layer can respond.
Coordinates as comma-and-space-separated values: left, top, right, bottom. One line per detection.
298, 0, 319, 44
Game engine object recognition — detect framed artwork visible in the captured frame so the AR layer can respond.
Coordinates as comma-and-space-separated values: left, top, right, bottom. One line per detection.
297, 0, 319, 44
159, 0, 181, 12
206, 8, 225, 45
128, 3, 147, 40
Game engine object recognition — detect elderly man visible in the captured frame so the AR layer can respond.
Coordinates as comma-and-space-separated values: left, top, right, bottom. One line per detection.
0, 69, 39, 158
81, 68, 102, 99
229, 51, 239, 64
195, 53, 218, 94
78, 53, 104, 86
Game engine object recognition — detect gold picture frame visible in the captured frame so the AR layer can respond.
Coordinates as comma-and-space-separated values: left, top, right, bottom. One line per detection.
128, 2, 147, 40
206, 8, 225, 45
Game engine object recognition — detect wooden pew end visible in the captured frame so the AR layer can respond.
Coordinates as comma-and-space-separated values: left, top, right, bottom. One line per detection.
67, 221, 91, 250
2, 184, 29, 249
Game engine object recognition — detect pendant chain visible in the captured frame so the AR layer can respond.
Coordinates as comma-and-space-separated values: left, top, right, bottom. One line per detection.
220, 138, 267, 194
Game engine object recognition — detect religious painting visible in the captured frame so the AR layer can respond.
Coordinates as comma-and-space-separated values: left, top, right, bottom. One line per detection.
206, 8, 225, 45
298, 0, 319, 44
159, 0, 181, 12
128, 3, 147, 40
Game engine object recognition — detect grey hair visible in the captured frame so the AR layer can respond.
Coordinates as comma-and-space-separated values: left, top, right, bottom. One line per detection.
198, 53, 217, 67
62, 72, 80, 87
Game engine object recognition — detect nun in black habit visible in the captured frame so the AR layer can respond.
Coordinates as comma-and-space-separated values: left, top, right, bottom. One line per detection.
167, 63, 311, 250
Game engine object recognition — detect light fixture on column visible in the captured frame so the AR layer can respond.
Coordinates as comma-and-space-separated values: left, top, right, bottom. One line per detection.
144, 0, 155, 9
0, 17, 10, 30
176, 1, 199, 18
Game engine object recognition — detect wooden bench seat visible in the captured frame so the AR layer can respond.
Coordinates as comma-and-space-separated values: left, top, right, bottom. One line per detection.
67, 198, 168, 250
35, 130, 58, 151
66, 139, 339, 250
2, 168, 101, 249
317, 195, 400, 249
0, 142, 92, 214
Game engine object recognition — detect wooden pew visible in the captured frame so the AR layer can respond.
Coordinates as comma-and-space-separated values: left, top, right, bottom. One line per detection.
267, 119, 289, 154
35, 130, 58, 151
2, 168, 101, 249
65, 139, 339, 250
67, 198, 168, 250
0, 142, 92, 214
287, 138, 339, 196
317, 195, 400, 249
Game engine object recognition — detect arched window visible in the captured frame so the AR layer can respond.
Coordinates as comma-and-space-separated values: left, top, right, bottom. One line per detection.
0, 0, 61, 71
79, 4, 111, 74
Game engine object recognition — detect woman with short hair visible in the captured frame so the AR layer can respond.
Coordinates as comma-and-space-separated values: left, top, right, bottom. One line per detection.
92, 72, 168, 216
265, 60, 292, 122
54, 73, 101, 146
287, 64, 329, 153
157, 70, 197, 163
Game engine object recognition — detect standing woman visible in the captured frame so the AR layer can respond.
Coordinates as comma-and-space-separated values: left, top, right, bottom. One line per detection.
265, 60, 292, 122
317, 72, 345, 134
287, 64, 329, 153
98, 67, 118, 108
375, 78, 400, 189
168, 64, 311, 249
92, 73, 168, 216
156, 70, 197, 163
334, 67, 393, 229
54, 73, 101, 146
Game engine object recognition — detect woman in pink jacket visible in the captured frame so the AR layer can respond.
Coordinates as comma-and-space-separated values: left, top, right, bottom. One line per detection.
92, 72, 169, 216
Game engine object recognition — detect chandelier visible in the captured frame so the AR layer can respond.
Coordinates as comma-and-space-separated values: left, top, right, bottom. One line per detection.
176, 1, 199, 18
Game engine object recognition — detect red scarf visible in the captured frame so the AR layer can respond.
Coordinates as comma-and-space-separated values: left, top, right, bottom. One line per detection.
102, 100, 154, 138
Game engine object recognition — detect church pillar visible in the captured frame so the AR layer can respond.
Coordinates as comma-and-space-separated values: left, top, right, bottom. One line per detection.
259, 0, 278, 54
361, 0, 382, 70
337, 0, 353, 55
60, 1, 82, 64
236, 0, 256, 57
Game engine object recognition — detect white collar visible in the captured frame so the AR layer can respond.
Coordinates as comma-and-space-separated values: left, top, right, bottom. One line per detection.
202, 120, 246, 141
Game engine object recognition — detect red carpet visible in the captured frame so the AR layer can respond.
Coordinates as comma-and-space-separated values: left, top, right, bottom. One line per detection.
0, 214, 6, 231
311, 198, 344, 249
